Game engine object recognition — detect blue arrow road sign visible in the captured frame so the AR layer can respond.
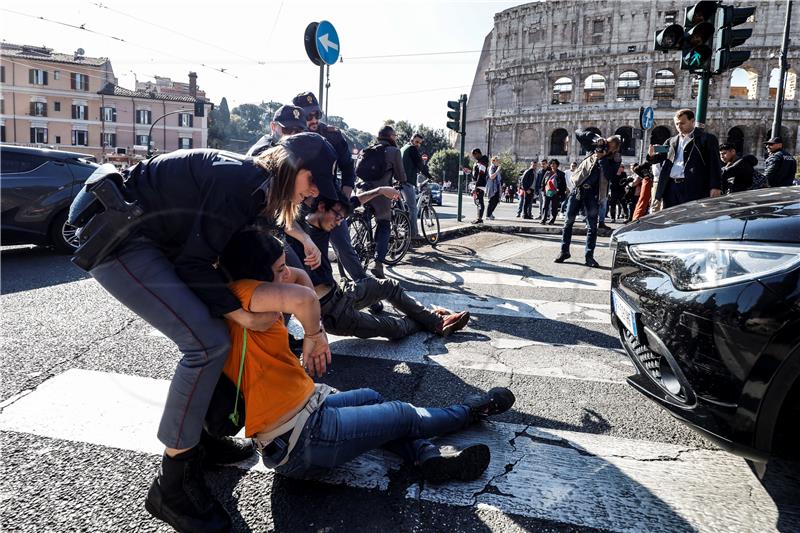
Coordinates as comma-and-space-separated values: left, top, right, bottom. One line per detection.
315, 20, 340, 65
640, 106, 654, 130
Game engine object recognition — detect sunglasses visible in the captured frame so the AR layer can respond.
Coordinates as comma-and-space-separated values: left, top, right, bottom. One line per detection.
307, 112, 321, 121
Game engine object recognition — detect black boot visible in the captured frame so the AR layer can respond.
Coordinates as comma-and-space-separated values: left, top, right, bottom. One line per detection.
463, 387, 516, 421
145, 447, 231, 533
554, 251, 571, 263
419, 444, 491, 483
370, 261, 385, 279
201, 429, 256, 466
585, 256, 600, 268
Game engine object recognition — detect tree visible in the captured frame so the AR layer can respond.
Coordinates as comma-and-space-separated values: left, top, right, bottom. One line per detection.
494, 151, 526, 186
231, 103, 268, 142
207, 97, 231, 149
428, 148, 461, 183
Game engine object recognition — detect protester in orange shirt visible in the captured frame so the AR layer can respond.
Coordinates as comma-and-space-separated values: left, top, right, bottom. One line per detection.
216, 228, 516, 483
631, 162, 654, 221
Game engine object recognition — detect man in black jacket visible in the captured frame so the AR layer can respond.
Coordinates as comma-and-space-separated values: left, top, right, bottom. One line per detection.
764, 136, 797, 187
293, 91, 367, 282
648, 108, 722, 208
719, 143, 753, 194
471, 148, 489, 223
534, 159, 549, 220
519, 161, 536, 218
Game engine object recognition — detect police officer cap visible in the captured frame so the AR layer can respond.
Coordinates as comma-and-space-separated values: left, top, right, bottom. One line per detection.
764, 136, 783, 145
280, 132, 338, 201
273, 105, 306, 131
292, 92, 321, 116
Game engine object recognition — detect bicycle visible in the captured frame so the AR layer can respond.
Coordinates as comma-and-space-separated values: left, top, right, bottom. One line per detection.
415, 179, 441, 245
347, 187, 412, 269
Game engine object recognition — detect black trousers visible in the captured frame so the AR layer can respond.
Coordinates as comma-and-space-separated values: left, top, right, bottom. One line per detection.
486, 193, 501, 218
542, 194, 561, 220
320, 278, 441, 340
474, 189, 485, 220
523, 190, 534, 217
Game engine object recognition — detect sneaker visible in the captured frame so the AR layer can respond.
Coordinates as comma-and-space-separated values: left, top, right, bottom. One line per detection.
439, 311, 470, 337
516, 213, 521, 218
145, 447, 231, 533
370, 261, 385, 279
201, 430, 256, 465
585, 256, 600, 268
598, 223, 611, 230
471, 219, 483, 224
419, 444, 491, 483
463, 387, 516, 421
548, 218, 556, 225
368, 301, 384, 314
554, 251, 571, 263
488, 215, 495, 220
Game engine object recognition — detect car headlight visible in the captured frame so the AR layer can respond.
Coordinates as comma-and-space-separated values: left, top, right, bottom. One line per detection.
628, 241, 800, 291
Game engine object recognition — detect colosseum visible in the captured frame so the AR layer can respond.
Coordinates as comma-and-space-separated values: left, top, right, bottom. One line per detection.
465, 0, 799, 167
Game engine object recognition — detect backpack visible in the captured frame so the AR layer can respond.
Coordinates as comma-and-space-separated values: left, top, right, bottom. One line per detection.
356, 143, 387, 181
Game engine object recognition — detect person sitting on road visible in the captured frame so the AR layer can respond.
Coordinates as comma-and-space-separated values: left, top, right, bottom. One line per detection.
284, 191, 470, 340
217, 228, 515, 482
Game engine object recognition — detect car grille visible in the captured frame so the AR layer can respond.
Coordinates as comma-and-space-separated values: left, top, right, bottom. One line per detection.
623, 329, 661, 381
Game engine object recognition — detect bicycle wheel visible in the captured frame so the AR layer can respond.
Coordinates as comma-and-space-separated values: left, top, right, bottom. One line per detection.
419, 205, 441, 245
384, 209, 411, 266
348, 215, 373, 269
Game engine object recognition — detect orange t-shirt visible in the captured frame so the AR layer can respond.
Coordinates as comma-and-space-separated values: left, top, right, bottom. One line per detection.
223, 279, 315, 437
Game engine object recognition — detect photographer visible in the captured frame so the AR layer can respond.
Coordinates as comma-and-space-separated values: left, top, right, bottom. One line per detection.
554, 131, 608, 268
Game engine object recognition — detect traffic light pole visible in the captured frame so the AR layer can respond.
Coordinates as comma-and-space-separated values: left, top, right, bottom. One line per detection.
695, 70, 712, 127
771, 0, 793, 138
456, 94, 467, 222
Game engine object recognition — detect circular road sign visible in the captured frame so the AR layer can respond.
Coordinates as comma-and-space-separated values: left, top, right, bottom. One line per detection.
640, 106, 654, 130
315, 20, 340, 65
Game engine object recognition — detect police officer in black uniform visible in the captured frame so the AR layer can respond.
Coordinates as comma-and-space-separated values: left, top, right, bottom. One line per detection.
246, 104, 307, 158
292, 91, 367, 281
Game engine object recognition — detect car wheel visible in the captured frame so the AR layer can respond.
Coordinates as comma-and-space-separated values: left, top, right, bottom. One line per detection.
49, 209, 80, 254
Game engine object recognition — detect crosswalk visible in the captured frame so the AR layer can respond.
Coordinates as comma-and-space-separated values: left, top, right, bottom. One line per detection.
0, 234, 791, 532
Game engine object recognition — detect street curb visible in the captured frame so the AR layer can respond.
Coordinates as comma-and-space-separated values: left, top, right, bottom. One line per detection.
435, 222, 614, 243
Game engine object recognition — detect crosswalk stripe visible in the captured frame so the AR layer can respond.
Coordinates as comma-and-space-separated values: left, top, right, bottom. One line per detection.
386, 266, 610, 291
407, 291, 610, 323
0, 369, 776, 533
479, 240, 545, 262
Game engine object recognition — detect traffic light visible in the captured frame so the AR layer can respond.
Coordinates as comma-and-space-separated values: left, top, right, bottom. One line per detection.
446, 100, 461, 132
654, 24, 684, 52
712, 5, 756, 74
681, 1, 717, 71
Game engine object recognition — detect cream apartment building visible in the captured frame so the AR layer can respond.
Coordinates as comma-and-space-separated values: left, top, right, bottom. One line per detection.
1, 43, 210, 162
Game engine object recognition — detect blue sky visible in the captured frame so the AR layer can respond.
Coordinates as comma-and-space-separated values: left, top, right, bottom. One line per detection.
2, 0, 523, 132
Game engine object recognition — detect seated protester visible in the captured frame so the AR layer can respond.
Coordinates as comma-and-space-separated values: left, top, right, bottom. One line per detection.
287, 189, 470, 340
218, 228, 516, 482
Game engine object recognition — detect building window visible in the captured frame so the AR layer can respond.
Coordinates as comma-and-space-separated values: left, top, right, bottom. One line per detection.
552, 77, 573, 104
29, 69, 48, 85
55, 136, 61, 144
72, 104, 88, 120
70, 72, 89, 91
1, 125, 5, 143
584, 74, 606, 103
102, 132, 117, 148
1, 66, 5, 83
136, 134, 150, 146
72, 130, 89, 146
102, 107, 117, 122
665, 11, 677, 24
616, 71, 641, 101
179, 113, 193, 127
179, 137, 193, 150
54, 102, 61, 112
550, 129, 569, 156
30, 127, 48, 144
30, 101, 48, 117
654, 69, 676, 100
54, 70, 61, 80
136, 109, 152, 125
0, 100, 4, 114
591, 19, 604, 44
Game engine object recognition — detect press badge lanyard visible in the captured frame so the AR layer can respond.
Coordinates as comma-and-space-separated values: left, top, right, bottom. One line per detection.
229, 328, 247, 426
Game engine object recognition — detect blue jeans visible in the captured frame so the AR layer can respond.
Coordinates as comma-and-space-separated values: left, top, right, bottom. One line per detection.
400, 183, 418, 238
517, 193, 525, 215
598, 197, 609, 224
330, 219, 367, 280
561, 192, 599, 258
276, 388, 471, 479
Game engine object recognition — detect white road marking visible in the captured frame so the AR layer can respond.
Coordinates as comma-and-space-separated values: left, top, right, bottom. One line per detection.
386, 266, 610, 291
480, 240, 544, 262
0, 369, 778, 533
408, 291, 610, 323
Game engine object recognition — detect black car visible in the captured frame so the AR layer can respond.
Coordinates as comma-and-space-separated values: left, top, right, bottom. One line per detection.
1, 145, 98, 253
610, 188, 800, 464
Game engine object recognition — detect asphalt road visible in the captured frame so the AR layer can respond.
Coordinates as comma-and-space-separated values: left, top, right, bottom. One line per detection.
1, 231, 798, 532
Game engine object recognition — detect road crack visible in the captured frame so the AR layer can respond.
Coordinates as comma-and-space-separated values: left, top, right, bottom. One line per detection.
1, 317, 137, 412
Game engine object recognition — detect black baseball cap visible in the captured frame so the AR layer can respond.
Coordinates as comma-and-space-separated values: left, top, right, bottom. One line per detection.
764, 136, 783, 145
292, 92, 321, 116
272, 105, 306, 131
280, 132, 338, 200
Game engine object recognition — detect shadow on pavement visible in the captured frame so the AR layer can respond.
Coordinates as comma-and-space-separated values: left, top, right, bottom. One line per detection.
1, 246, 89, 294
